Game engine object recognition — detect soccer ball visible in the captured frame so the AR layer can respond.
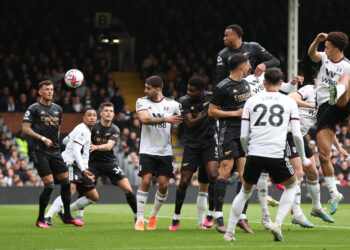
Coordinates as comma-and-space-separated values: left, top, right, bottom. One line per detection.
64, 69, 84, 88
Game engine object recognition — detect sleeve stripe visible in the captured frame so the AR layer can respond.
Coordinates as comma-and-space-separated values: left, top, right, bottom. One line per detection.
73, 140, 84, 146
136, 109, 148, 112
297, 91, 304, 99
241, 118, 250, 121
291, 117, 300, 120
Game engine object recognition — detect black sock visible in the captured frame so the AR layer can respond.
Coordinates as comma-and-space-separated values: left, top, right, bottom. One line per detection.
38, 182, 54, 222
60, 179, 73, 220
237, 181, 249, 215
175, 185, 187, 215
126, 192, 137, 214
237, 181, 242, 194
214, 178, 227, 212
208, 183, 215, 212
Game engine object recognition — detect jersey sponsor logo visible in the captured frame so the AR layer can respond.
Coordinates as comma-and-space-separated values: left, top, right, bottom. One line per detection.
112, 134, 119, 138
234, 92, 251, 103
40, 116, 59, 126
326, 68, 336, 78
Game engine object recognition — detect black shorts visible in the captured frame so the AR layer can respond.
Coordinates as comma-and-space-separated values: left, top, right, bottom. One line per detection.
243, 155, 295, 184
286, 132, 299, 159
217, 123, 245, 160
89, 161, 126, 184
69, 164, 95, 195
32, 150, 67, 177
139, 154, 174, 177
317, 102, 350, 133
181, 140, 219, 183
304, 137, 313, 159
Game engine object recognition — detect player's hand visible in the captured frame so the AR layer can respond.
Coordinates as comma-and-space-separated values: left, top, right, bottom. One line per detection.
290, 75, 304, 85
316, 33, 328, 42
83, 170, 95, 182
302, 158, 312, 168
232, 108, 243, 117
90, 144, 98, 152
338, 146, 349, 159
308, 103, 316, 109
44, 138, 53, 148
165, 115, 183, 124
254, 63, 266, 77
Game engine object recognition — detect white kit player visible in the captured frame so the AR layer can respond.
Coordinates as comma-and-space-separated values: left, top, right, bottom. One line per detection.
223, 68, 311, 242
134, 75, 183, 231
308, 31, 350, 214
45, 108, 98, 225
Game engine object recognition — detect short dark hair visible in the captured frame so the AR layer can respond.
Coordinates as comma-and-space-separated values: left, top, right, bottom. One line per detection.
38, 80, 53, 89
100, 102, 114, 110
229, 54, 248, 71
188, 76, 205, 90
327, 32, 348, 51
146, 75, 163, 89
264, 67, 282, 86
82, 107, 96, 116
226, 24, 243, 37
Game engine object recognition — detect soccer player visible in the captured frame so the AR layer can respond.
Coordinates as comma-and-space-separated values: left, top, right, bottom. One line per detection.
89, 102, 137, 219
308, 31, 350, 214
44, 108, 99, 225
22, 80, 83, 228
134, 75, 183, 231
209, 54, 251, 233
216, 24, 280, 84
169, 76, 218, 231
223, 67, 311, 242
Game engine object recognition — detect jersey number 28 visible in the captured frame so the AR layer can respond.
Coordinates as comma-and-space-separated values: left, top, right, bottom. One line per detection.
253, 104, 284, 127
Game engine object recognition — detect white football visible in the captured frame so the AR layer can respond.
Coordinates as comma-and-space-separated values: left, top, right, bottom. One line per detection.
64, 69, 84, 88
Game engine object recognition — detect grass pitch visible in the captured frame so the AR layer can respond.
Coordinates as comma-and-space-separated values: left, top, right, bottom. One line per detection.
1, 203, 350, 249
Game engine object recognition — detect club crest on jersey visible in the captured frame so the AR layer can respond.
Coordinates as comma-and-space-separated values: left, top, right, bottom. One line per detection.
96, 130, 99, 134
41, 111, 45, 114
233, 89, 238, 93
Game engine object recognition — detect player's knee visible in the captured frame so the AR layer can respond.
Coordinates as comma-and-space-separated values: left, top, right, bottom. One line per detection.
318, 150, 329, 164
59, 177, 70, 186
44, 181, 55, 190
158, 182, 169, 193
90, 193, 99, 202
179, 176, 191, 188
207, 174, 217, 184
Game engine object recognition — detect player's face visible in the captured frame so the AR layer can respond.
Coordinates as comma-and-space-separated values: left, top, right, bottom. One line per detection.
224, 29, 236, 47
187, 85, 202, 102
144, 83, 158, 100
83, 110, 97, 127
325, 41, 338, 59
241, 60, 251, 78
100, 106, 114, 122
39, 84, 54, 101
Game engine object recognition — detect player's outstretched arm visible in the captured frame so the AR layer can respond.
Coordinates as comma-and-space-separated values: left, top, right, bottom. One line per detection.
22, 122, 53, 148
208, 104, 242, 118
291, 119, 311, 167
137, 109, 183, 125
90, 139, 116, 152
308, 33, 327, 62
289, 92, 316, 109
240, 119, 250, 154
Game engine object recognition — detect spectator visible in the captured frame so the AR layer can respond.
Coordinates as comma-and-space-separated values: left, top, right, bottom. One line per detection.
24, 172, 39, 187
16, 93, 29, 112
122, 104, 132, 121
81, 89, 95, 109
72, 96, 84, 113
15, 159, 29, 183
61, 95, 74, 113
107, 79, 117, 98
5, 96, 16, 112
111, 88, 125, 113
15, 130, 29, 158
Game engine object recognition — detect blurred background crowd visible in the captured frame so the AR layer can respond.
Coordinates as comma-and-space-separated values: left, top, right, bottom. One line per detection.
1, 0, 350, 187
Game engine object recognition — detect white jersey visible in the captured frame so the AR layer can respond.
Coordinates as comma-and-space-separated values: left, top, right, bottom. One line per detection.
297, 85, 317, 136
61, 123, 91, 171
136, 96, 181, 156
245, 73, 297, 97
316, 52, 350, 106
242, 91, 300, 158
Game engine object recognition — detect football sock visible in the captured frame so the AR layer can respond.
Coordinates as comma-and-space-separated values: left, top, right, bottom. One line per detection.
77, 209, 84, 218
324, 176, 339, 197
38, 181, 54, 222
275, 182, 296, 225
126, 192, 137, 214
45, 195, 63, 218
70, 196, 95, 212
60, 178, 73, 220
226, 187, 253, 234
292, 180, 303, 217
237, 181, 249, 215
336, 83, 346, 99
150, 191, 167, 217
136, 190, 148, 221
306, 179, 322, 210
214, 178, 227, 217
175, 185, 187, 215
208, 183, 215, 212
257, 173, 269, 216
197, 192, 208, 224
173, 213, 180, 220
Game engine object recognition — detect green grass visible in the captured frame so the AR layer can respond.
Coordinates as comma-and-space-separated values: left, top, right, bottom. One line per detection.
1, 204, 350, 249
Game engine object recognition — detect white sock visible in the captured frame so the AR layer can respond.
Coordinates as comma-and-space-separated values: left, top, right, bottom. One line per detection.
136, 190, 148, 221
292, 180, 303, 217
275, 182, 296, 224
324, 176, 339, 197
197, 192, 208, 224
336, 83, 346, 99
306, 179, 322, 210
215, 211, 223, 219
226, 187, 253, 234
173, 213, 180, 220
70, 196, 95, 212
77, 209, 84, 218
207, 210, 215, 217
150, 191, 167, 217
45, 195, 63, 218
257, 173, 269, 217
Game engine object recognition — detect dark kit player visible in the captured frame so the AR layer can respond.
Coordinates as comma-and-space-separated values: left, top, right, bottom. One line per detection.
22, 80, 83, 228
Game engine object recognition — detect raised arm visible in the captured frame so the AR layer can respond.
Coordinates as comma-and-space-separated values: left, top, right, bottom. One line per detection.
308, 33, 327, 63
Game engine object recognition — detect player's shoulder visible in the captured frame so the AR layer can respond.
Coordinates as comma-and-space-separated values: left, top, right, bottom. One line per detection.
137, 96, 149, 102
218, 47, 229, 57
110, 123, 120, 133
51, 102, 63, 111
244, 41, 261, 49
216, 77, 231, 89
344, 57, 350, 65
163, 97, 180, 106
204, 91, 213, 98
178, 95, 189, 105
27, 102, 40, 110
